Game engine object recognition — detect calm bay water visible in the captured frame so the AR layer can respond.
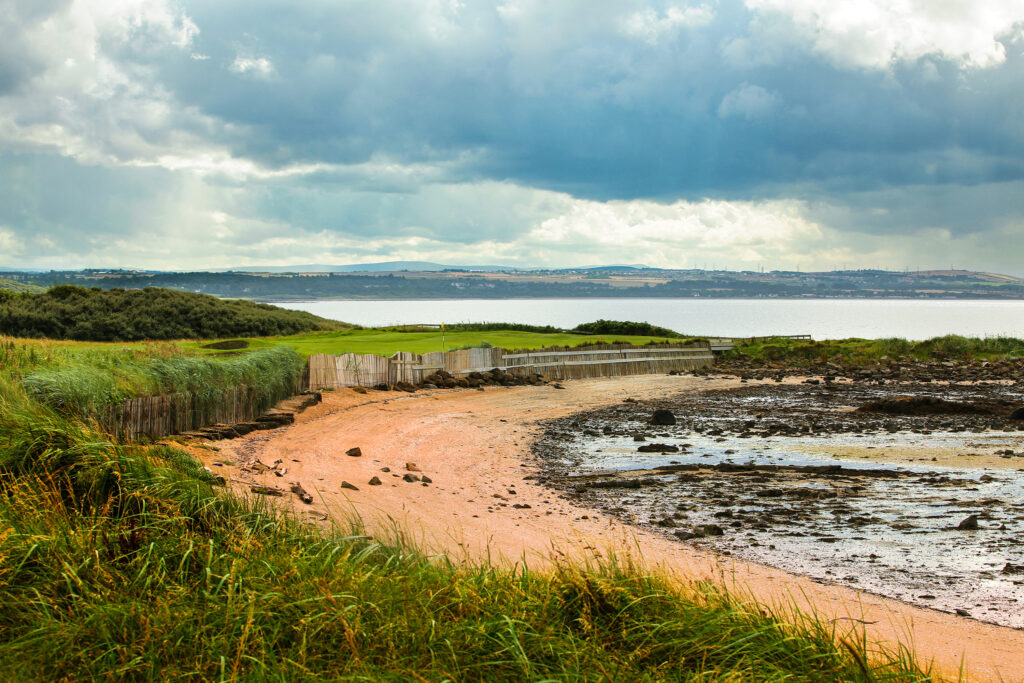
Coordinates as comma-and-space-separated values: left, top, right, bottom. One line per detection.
278, 298, 1024, 340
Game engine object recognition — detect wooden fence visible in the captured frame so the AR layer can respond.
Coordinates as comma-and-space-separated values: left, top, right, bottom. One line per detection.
307, 342, 713, 389
707, 335, 812, 352
100, 386, 262, 441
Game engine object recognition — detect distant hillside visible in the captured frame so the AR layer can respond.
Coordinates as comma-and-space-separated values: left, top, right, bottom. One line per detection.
0, 278, 44, 294
0, 286, 345, 341
223, 261, 530, 273
13, 267, 1024, 300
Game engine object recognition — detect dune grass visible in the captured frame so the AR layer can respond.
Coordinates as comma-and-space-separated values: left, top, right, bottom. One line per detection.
727, 334, 1024, 365
3, 338, 304, 425
0, 376, 931, 681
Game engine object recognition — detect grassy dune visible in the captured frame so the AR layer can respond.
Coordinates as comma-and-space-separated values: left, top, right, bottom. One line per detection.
0, 373, 930, 680
727, 335, 1024, 365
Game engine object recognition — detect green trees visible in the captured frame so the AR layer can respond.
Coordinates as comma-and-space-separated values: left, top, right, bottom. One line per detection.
0, 286, 341, 341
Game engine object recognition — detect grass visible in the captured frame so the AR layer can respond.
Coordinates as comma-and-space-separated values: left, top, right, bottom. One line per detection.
725, 334, 1024, 366
2, 338, 304, 426
184, 328, 698, 358
0, 375, 931, 680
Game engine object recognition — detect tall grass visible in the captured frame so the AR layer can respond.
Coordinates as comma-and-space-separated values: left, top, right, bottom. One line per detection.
21, 346, 304, 422
0, 377, 930, 680
729, 335, 1024, 365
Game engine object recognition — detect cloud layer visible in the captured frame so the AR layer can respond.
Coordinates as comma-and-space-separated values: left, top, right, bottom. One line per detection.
1, 0, 1022, 273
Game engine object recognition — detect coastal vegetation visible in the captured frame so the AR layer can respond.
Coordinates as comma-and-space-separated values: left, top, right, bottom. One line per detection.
572, 319, 683, 337
726, 334, 1024, 365
22, 346, 304, 423
0, 369, 929, 680
0, 285, 343, 341
0, 278, 44, 294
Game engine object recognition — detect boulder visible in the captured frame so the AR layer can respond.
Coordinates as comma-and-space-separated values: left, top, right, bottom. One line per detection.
651, 409, 676, 426
637, 443, 679, 453
957, 514, 979, 530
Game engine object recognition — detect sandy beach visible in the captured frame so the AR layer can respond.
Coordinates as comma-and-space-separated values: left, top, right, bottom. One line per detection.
195, 375, 1024, 682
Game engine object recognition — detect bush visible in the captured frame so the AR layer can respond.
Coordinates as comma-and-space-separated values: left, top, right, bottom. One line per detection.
572, 319, 681, 337
0, 286, 343, 341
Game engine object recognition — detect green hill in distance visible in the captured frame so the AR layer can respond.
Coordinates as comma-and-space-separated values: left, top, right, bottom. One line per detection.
0, 278, 44, 294
0, 285, 346, 341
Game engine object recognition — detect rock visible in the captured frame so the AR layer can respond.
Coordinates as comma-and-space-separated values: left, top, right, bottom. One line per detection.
1001, 563, 1024, 574
351, 386, 368, 394
250, 485, 284, 496
381, 467, 391, 473
957, 514, 979, 530
673, 530, 696, 541
637, 443, 679, 453
421, 475, 432, 484
512, 503, 532, 509
346, 447, 362, 457
692, 524, 724, 537
403, 473, 421, 483
650, 409, 676, 426
552, 383, 565, 390
405, 462, 421, 472
632, 433, 647, 442
421, 383, 439, 390
289, 482, 314, 504
1010, 407, 1024, 420
395, 382, 417, 393
368, 476, 383, 486
341, 481, 359, 491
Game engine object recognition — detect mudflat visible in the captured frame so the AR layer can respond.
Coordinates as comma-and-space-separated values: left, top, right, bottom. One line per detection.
199, 375, 1024, 683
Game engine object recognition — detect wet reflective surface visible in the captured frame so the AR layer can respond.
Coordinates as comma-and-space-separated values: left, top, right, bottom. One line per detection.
535, 383, 1024, 628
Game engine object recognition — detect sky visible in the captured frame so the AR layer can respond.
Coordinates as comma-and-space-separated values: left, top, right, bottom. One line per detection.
1, 0, 1023, 274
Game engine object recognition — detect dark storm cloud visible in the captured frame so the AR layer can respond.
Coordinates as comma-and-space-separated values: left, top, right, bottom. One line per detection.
0, 0, 1022, 271
140, 0, 1024, 204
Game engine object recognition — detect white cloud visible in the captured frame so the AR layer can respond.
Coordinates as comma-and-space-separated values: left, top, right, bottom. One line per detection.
229, 56, 275, 78
0, 0, 223, 169
523, 196, 824, 268
717, 83, 782, 119
746, 0, 1024, 69
623, 4, 715, 44
0, 227, 23, 257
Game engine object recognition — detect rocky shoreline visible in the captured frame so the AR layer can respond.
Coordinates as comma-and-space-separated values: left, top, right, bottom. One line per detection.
531, 375, 1024, 628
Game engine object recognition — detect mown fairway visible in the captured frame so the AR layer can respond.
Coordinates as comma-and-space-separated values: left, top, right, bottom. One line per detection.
185, 328, 691, 357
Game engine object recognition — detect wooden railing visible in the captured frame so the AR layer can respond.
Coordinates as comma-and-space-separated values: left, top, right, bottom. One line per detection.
307, 342, 714, 388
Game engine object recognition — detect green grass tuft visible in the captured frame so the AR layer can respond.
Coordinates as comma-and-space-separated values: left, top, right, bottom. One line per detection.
0, 373, 932, 681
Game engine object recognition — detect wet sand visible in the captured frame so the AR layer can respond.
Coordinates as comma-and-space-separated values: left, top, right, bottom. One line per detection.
192, 376, 1024, 683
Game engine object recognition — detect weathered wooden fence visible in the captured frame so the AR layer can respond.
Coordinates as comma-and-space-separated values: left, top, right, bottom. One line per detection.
100, 386, 259, 441
101, 378, 306, 441
503, 345, 712, 381
307, 342, 713, 389
707, 334, 812, 352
